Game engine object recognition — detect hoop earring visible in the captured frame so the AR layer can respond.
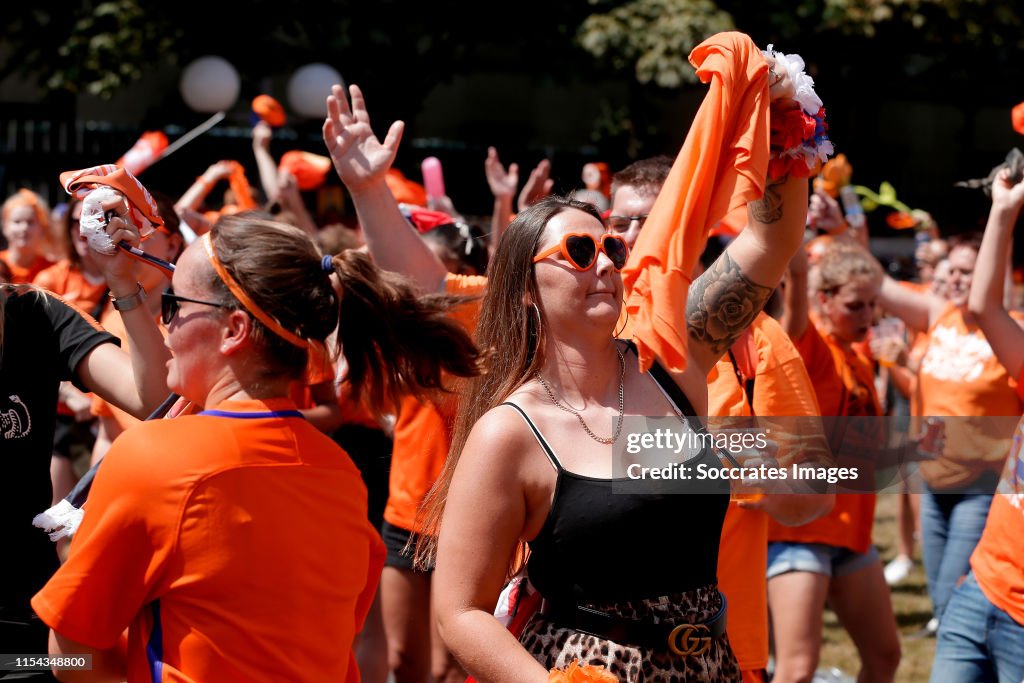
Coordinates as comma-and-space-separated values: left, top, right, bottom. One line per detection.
614, 297, 630, 338
530, 302, 543, 337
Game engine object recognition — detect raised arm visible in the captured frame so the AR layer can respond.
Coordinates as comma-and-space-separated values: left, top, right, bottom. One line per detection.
323, 84, 446, 292
485, 146, 518, 255
781, 241, 810, 341
174, 161, 234, 214
251, 121, 281, 206
878, 273, 944, 334
687, 172, 808, 375
967, 168, 1024, 377
77, 210, 170, 417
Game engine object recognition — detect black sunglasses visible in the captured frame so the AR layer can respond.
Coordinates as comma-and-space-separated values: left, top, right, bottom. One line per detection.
161, 289, 229, 325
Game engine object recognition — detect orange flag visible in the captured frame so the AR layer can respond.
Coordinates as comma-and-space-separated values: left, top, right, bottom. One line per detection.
621, 31, 770, 373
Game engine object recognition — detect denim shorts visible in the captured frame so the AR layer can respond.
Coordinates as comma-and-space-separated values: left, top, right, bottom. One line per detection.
766, 542, 880, 579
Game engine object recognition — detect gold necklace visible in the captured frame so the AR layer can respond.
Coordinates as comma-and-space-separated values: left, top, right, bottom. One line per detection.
536, 346, 625, 445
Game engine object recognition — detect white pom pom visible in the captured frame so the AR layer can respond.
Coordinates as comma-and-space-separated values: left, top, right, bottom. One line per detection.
32, 499, 85, 541
80, 187, 125, 255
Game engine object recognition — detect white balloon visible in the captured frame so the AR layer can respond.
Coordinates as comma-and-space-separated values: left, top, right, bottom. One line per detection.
288, 63, 344, 118
180, 56, 240, 113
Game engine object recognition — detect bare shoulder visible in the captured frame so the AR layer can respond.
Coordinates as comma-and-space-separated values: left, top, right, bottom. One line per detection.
460, 398, 543, 474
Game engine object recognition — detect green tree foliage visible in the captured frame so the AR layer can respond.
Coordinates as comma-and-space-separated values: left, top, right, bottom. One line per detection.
579, 0, 735, 87
580, 0, 1024, 95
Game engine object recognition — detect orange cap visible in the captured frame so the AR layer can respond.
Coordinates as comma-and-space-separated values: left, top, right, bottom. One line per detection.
384, 169, 427, 207
279, 151, 333, 191
253, 95, 287, 127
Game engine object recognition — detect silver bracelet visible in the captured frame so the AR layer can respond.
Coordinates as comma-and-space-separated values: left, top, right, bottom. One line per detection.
110, 282, 146, 312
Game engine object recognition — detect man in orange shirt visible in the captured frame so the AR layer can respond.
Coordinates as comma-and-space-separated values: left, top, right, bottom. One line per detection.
708, 311, 833, 683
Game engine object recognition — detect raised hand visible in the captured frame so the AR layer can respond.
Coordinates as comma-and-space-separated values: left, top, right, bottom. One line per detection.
518, 159, 554, 212
252, 121, 272, 151
323, 84, 405, 193
990, 167, 1024, 213
485, 147, 519, 200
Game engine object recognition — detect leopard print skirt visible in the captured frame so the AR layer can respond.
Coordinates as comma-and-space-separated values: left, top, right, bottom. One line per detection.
519, 584, 740, 682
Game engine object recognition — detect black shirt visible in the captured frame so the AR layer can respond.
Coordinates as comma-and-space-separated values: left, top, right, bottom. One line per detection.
0, 286, 117, 614
518, 357, 730, 605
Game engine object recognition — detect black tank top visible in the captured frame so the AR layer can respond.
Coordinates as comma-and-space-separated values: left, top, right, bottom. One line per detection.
509, 355, 729, 605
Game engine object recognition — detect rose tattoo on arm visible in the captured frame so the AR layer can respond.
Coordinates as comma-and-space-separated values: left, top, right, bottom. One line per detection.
687, 251, 773, 355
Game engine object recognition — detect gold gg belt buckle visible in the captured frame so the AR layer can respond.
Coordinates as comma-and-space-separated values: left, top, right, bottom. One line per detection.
668, 623, 712, 656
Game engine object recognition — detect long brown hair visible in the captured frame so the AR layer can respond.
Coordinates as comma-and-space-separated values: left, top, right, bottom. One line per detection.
414, 196, 603, 571
207, 215, 481, 415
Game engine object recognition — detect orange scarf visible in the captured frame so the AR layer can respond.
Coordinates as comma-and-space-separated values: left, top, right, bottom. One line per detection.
621, 31, 770, 373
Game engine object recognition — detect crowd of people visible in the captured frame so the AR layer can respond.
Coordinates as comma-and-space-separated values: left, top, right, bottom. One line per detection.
2, 32, 1023, 683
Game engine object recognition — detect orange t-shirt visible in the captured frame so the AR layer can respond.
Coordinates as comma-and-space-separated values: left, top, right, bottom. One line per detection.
0, 250, 53, 284
970, 416, 1024, 626
33, 397, 384, 682
768, 321, 880, 554
916, 304, 1024, 490
381, 273, 487, 533
32, 260, 107, 314
709, 313, 824, 672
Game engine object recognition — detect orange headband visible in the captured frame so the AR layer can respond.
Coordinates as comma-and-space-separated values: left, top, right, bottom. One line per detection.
201, 232, 307, 348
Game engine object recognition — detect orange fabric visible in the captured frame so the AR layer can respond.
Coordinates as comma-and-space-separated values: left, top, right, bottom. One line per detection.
709, 313, 823, 671
31, 260, 106, 313
382, 273, 487, 532
970, 417, 1024, 626
227, 161, 257, 211
384, 394, 453, 531
443, 272, 488, 332
116, 131, 169, 177
622, 32, 770, 374
33, 397, 384, 682
253, 95, 286, 127
60, 165, 165, 234
385, 168, 428, 207
916, 304, 1024, 490
0, 250, 53, 284
280, 151, 332, 191
767, 321, 879, 554
1013, 101, 1024, 137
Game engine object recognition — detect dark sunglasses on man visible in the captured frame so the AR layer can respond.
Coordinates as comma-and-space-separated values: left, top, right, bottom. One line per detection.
605, 214, 649, 233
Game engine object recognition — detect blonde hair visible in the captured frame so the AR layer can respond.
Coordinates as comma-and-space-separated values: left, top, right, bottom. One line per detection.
2, 189, 50, 233
809, 240, 883, 295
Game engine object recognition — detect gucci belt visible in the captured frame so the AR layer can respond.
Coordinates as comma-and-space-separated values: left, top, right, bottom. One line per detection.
541, 592, 728, 656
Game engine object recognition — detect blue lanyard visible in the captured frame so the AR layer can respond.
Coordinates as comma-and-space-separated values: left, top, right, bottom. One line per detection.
198, 409, 304, 419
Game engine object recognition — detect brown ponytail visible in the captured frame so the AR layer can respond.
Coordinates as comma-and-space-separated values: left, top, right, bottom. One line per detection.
332, 250, 482, 417
208, 215, 482, 411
